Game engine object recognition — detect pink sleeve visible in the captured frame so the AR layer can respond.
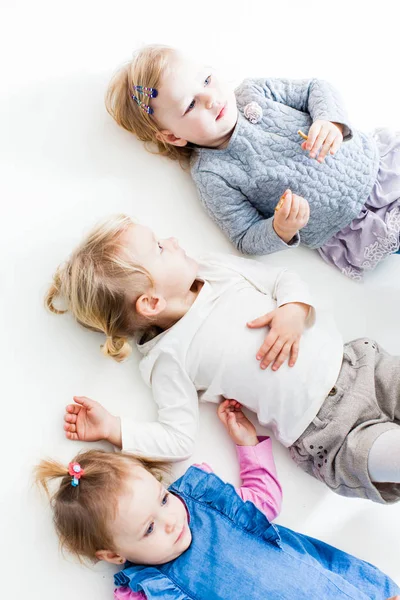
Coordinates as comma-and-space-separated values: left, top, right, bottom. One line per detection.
235, 437, 282, 521
194, 440, 282, 521
114, 588, 145, 600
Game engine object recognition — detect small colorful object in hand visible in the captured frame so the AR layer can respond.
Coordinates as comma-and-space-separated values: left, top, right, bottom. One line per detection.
275, 194, 286, 212
298, 129, 308, 140
68, 462, 84, 487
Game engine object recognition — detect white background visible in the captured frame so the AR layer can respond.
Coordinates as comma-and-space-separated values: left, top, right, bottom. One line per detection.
1, 1, 400, 597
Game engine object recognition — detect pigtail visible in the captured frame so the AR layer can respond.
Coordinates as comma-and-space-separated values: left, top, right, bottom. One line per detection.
101, 335, 132, 362
34, 459, 69, 497
45, 267, 68, 315
34, 450, 171, 562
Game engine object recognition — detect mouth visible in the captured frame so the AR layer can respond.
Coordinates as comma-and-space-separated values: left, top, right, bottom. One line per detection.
175, 523, 186, 544
216, 103, 227, 121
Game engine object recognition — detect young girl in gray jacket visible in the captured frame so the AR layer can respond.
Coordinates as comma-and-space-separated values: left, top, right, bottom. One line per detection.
106, 45, 400, 280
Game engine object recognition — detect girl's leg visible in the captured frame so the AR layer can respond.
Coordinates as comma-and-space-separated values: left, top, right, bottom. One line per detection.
368, 428, 400, 483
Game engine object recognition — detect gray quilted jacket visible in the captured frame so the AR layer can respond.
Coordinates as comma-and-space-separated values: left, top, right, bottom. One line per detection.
190, 78, 380, 253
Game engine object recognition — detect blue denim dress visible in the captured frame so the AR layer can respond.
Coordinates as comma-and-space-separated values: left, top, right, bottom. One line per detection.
114, 466, 399, 599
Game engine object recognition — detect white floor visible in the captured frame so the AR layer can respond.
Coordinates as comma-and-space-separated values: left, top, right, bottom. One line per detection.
2, 1, 400, 598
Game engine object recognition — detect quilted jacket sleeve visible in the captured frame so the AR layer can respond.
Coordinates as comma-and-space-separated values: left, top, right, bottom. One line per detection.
195, 171, 300, 255
256, 77, 353, 141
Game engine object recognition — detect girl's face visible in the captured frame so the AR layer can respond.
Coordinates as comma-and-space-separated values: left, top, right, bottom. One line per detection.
152, 52, 238, 149
119, 224, 199, 304
110, 466, 192, 564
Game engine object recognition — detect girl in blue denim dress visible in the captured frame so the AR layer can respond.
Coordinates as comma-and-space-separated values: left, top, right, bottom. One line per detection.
36, 401, 399, 600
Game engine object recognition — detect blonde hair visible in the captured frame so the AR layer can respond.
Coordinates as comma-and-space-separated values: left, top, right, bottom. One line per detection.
105, 44, 193, 165
35, 449, 169, 561
45, 214, 157, 362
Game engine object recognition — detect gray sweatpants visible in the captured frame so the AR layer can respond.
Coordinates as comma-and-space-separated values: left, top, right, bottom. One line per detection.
289, 338, 400, 504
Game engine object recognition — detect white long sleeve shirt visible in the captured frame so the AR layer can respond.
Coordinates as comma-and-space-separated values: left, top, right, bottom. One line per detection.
121, 254, 343, 460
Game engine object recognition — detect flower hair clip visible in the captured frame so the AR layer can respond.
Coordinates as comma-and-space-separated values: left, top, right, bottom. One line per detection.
132, 85, 158, 115
68, 462, 84, 487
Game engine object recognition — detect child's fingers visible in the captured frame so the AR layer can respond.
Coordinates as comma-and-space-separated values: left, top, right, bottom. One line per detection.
256, 330, 278, 362
247, 311, 274, 329
329, 136, 342, 155
64, 413, 77, 424
260, 337, 284, 370
288, 193, 300, 220
217, 399, 230, 413
226, 399, 241, 409
304, 123, 320, 151
227, 411, 241, 434
73, 396, 94, 408
64, 422, 76, 433
289, 340, 300, 367
217, 400, 230, 423
65, 430, 79, 441
66, 403, 80, 414
271, 341, 291, 371
279, 190, 292, 219
309, 126, 329, 158
317, 132, 336, 162
298, 199, 310, 227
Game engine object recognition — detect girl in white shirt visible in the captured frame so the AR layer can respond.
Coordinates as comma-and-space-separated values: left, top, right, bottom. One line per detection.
46, 214, 400, 504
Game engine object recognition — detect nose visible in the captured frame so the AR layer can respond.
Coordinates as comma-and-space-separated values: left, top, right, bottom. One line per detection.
167, 237, 179, 249
202, 90, 215, 110
165, 519, 177, 534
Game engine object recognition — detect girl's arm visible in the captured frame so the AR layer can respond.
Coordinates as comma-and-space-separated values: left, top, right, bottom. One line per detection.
249, 77, 353, 141
64, 355, 199, 461
235, 436, 282, 520
204, 252, 314, 317
195, 172, 301, 256
120, 354, 199, 461
217, 400, 282, 520
195, 436, 282, 521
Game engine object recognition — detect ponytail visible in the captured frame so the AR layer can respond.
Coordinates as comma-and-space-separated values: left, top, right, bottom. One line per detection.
45, 268, 68, 315
34, 450, 170, 561
35, 459, 69, 496
44, 215, 155, 362
101, 335, 132, 362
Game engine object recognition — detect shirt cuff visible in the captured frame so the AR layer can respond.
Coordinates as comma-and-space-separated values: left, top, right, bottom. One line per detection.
235, 436, 272, 462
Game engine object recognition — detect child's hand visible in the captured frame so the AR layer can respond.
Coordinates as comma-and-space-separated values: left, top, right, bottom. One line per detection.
301, 120, 343, 163
64, 396, 122, 447
247, 302, 309, 370
273, 189, 310, 244
217, 399, 258, 446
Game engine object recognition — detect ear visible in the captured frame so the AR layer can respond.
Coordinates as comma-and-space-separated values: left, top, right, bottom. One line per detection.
96, 549, 126, 565
156, 129, 188, 147
136, 293, 167, 318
